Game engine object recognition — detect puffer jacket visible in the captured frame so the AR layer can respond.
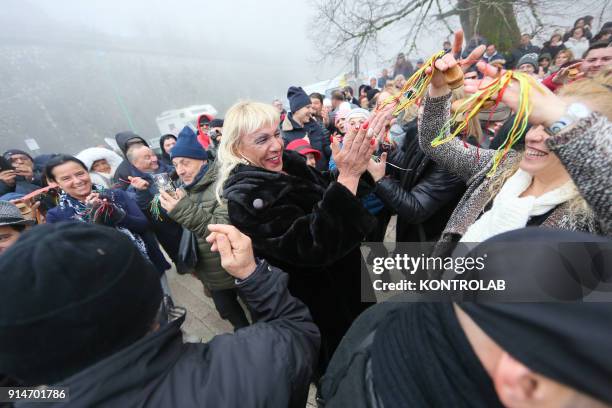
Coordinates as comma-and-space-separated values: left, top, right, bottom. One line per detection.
168, 163, 234, 290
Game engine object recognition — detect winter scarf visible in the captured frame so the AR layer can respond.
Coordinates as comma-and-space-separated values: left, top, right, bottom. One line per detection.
371, 302, 503, 408
461, 169, 578, 242
58, 187, 148, 258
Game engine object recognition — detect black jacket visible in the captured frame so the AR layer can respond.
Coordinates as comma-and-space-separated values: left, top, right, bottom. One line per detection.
223, 150, 376, 375
281, 113, 331, 171
127, 163, 183, 264
374, 121, 465, 242
507, 43, 541, 68
541, 42, 566, 60
113, 131, 149, 190
17, 261, 319, 408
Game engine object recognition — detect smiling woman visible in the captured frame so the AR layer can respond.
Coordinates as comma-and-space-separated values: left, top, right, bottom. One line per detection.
215, 100, 392, 376
44, 154, 171, 274
414, 42, 608, 248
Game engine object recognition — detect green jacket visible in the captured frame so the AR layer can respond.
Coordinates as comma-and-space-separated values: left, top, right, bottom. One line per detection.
169, 164, 234, 290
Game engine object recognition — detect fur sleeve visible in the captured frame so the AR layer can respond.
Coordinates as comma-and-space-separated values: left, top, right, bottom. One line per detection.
228, 181, 376, 269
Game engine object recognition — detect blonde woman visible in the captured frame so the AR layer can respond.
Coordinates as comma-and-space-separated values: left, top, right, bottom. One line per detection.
549, 48, 575, 74
416, 50, 607, 247
215, 100, 391, 375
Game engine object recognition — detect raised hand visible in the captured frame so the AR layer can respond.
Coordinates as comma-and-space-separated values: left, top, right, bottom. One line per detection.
552, 61, 584, 85
427, 29, 486, 96
128, 176, 150, 191
14, 164, 33, 180
0, 170, 16, 186
206, 224, 257, 280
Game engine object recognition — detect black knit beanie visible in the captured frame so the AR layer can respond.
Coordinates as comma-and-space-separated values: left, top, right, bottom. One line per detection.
0, 223, 162, 386
287, 86, 311, 113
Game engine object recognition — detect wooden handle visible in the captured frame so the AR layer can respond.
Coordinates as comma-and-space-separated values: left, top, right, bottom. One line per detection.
443, 65, 464, 89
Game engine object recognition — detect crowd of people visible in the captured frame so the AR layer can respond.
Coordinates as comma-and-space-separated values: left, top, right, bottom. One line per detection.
0, 16, 611, 408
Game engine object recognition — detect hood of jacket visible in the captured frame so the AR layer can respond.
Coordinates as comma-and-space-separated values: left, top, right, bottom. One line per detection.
159, 134, 177, 163
115, 131, 149, 155
76, 147, 123, 175
196, 114, 214, 149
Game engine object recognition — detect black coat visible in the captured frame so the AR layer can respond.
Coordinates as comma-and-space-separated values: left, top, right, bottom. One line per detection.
281, 113, 331, 171
17, 261, 319, 408
541, 42, 566, 60
507, 44, 541, 68
374, 121, 465, 242
223, 150, 376, 375
112, 132, 150, 190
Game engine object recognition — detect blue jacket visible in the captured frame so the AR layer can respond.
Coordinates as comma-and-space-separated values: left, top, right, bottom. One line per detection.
46, 188, 171, 274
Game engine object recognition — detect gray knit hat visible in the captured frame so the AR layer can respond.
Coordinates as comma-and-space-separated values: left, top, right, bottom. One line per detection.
517, 53, 539, 71
0, 201, 35, 227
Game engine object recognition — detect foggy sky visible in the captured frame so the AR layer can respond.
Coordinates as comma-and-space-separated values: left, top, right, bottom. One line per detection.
1, 0, 610, 153
8, 0, 611, 98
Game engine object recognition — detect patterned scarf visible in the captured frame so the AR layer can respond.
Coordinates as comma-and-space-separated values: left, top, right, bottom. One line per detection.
58, 186, 149, 258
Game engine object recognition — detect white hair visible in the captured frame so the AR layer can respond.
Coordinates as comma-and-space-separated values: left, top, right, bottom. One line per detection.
215, 100, 280, 203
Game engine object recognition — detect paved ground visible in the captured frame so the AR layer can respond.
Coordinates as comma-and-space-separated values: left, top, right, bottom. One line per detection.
166, 215, 397, 407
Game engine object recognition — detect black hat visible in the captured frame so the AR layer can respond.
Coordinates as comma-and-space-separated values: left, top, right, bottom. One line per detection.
210, 118, 224, 128
3, 149, 33, 162
0, 223, 162, 386
287, 86, 311, 113
460, 228, 612, 404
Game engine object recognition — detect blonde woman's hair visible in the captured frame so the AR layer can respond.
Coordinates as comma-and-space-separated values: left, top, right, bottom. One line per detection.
215, 100, 280, 203
555, 49, 575, 64
479, 66, 611, 223
450, 88, 484, 142
557, 68, 612, 120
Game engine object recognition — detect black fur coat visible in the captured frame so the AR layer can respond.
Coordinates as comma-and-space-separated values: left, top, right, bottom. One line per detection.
224, 150, 376, 374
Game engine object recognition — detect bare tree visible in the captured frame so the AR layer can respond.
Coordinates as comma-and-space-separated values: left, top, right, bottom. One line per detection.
311, 0, 610, 61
